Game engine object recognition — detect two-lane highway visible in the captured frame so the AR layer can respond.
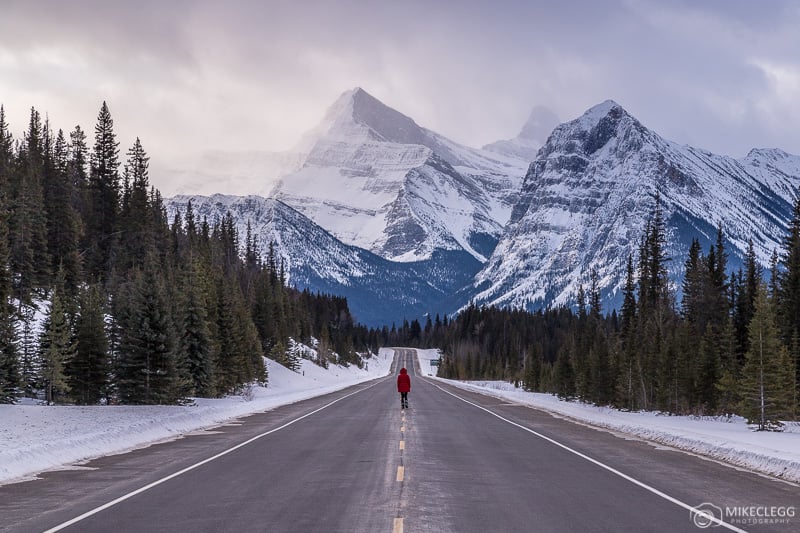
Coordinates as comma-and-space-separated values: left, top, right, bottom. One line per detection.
1, 348, 797, 532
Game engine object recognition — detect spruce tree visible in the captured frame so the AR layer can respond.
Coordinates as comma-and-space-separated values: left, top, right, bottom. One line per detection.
181, 262, 213, 396
116, 262, 180, 404
67, 125, 90, 222
0, 106, 18, 403
681, 238, 703, 323
38, 270, 76, 404
68, 283, 109, 404
9, 108, 50, 300
779, 197, 800, 396
86, 102, 120, 282
118, 138, 152, 271
554, 343, 576, 400
0, 210, 17, 402
44, 129, 82, 297
740, 283, 795, 429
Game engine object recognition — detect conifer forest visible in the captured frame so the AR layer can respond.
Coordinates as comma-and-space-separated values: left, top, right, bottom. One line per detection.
0, 102, 381, 406
1, 101, 798, 431
392, 202, 800, 429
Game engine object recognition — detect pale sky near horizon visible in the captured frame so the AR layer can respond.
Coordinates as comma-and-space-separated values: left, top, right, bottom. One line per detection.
1, 0, 799, 196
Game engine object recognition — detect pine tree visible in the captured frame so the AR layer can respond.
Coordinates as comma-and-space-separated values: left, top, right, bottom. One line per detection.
38, 270, 76, 404
740, 283, 795, 429
115, 262, 180, 404
0, 106, 19, 403
778, 197, 800, 399
86, 102, 120, 282
181, 262, 213, 396
67, 125, 90, 223
554, 343, 576, 400
44, 129, 82, 297
68, 283, 109, 404
9, 108, 50, 300
635, 195, 674, 410
681, 238, 703, 323
118, 138, 152, 271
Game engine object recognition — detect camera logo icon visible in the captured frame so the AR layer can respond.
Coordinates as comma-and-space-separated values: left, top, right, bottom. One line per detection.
691, 502, 724, 528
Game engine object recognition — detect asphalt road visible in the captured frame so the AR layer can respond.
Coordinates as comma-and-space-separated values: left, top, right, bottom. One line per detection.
1, 348, 797, 532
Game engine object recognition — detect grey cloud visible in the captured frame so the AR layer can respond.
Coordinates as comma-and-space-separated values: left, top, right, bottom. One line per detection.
1, 0, 799, 195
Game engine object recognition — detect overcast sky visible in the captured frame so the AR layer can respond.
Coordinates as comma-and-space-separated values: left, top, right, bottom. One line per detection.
2, 0, 799, 196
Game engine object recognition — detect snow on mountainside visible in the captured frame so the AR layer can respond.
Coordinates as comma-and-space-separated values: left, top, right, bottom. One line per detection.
270, 88, 528, 263
472, 100, 800, 311
165, 195, 481, 326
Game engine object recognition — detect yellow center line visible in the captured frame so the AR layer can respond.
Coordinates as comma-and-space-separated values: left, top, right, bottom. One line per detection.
399, 440, 405, 450
400, 425, 405, 432
393, 517, 404, 533
396, 466, 404, 482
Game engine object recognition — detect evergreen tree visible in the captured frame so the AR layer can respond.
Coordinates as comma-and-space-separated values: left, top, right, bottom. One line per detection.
68, 283, 109, 404
740, 283, 795, 429
9, 108, 50, 300
0, 106, 18, 402
681, 238, 703, 323
44, 129, 82, 297
779, 197, 800, 395
118, 138, 152, 271
67, 125, 90, 223
38, 270, 76, 404
86, 102, 120, 282
554, 343, 576, 399
181, 262, 213, 396
732, 241, 760, 365
115, 262, 181, 404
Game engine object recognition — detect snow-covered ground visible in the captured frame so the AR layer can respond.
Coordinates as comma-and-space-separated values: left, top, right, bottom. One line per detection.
0, 349, 395, 486
416, 348, 800, 484
3, 347, 799, 488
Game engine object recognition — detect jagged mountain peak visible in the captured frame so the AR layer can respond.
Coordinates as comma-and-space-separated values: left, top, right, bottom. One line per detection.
297, 87, 426, 149
540, 99, 649, 159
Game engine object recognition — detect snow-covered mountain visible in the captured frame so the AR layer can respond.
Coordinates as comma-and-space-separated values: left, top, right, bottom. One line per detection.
471, 100, 800, 310
165, 94, 800, 326
482, 105, 559, 162
166, 195, 479, 326
269, 88, 529, 262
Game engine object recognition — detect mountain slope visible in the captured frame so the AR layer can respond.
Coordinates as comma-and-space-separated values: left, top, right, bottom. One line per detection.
270, 88, 528, 263
472, 100, 800, 310
165, 195, 479, 326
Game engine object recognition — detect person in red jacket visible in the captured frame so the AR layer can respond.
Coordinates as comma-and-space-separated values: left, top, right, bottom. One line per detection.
397, 367, 411, 409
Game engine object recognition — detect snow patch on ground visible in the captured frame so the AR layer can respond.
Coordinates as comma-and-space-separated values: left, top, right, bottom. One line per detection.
416, 349, 800, 483
0, 349, 395, 486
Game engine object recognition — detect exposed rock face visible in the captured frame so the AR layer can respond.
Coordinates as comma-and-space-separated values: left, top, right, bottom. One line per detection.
271, 88, 528, 263
472, 100, 800, 311
166, 94, 800, 326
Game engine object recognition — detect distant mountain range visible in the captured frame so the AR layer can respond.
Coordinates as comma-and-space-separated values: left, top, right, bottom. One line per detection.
166, 89, 800, 326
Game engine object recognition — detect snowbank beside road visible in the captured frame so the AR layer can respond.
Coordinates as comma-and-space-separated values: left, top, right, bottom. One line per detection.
416, 348, 800, 483
0, 349, 394, 486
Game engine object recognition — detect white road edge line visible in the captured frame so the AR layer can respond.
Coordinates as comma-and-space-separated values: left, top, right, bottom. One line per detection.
44, 377, 390, 533
431, 382, 747, 533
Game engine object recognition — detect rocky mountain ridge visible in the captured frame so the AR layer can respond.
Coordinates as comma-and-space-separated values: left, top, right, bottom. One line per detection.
165, 91, 800, 325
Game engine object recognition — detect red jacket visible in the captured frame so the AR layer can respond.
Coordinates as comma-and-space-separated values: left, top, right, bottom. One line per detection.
397, 368, 411, 393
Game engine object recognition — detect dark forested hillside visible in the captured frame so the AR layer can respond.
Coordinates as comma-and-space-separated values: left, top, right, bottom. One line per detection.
0, 103, 379, 405
394, 198, 800, 429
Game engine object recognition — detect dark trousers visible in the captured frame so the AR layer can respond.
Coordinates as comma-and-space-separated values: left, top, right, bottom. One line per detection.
400, 392, 408, 405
